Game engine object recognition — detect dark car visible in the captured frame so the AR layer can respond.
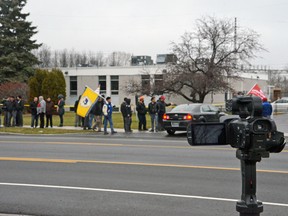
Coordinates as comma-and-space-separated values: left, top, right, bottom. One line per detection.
162, 103, 225, 135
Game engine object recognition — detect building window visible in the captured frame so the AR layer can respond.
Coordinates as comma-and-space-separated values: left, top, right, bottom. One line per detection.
154, 74, 163, 94
70, 76, 77, 95
99, 76, 107, 95
111, 75, 119, 95
141, 75, 151, 94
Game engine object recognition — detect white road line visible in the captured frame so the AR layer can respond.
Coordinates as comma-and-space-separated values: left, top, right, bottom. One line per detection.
0, 182, 287, 207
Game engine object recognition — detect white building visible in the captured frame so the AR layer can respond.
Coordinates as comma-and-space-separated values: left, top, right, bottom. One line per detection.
61, 65, 268, 108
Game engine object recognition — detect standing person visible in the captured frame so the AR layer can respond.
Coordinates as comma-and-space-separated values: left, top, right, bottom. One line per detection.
2, 97, 10, 127
74, 95, 82, 127
148, 96, 158, 132
120, 97, 128, 130
38, 96, 46, 128
157, 95, 173, 131
136, 96, 148, 131
45, 97, 54, 128
103, 97, 117, 135
262, 97, 272, 118
30, 97, 38, 128
16, 96, 24, 127
10, 96, 17, 127
57, 94, 65, 127
88, 106, 95, 130
92, 97, 104, 132
122, 98, 133, 133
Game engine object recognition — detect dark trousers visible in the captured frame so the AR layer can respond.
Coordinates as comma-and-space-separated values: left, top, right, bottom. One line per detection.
138, 114, 147, 130
59, 114, 64, 126
158, 112, 164, 130
124, 116, 132, 132
16, 111, 23, 127
39, 113, 45, 128
31, 114, 38, 128
9, 111, 17, 127
4, 111, 11, 127
46, 114, 53, 127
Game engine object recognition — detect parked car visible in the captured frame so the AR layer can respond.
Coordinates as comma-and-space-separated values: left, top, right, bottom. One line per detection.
271, 97, 288, 113
162, 103, 225, 135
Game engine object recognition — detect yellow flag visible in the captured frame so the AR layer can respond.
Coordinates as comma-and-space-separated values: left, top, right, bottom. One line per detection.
77, 86, 99, 117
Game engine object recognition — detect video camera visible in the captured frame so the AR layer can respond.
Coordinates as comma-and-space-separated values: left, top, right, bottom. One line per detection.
187, 96, 286, 158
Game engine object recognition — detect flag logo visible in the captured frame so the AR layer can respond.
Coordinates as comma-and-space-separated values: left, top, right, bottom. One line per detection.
77, 86, 99, 117
80, 96, 91, 108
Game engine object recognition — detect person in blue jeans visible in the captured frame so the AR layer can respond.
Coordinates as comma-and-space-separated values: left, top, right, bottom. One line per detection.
103, 97, 117, 135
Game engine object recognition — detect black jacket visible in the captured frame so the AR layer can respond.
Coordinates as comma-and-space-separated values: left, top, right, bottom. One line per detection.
30, 101, 38, 115
121, 99, 132, 118
157, 100, 171, 114
5, 100, 13, 112
74, 100, 79, 113
136, 102, 147, 115
16, 100, 24, 112
90, 101, 103, 116
148, 102, 158, 114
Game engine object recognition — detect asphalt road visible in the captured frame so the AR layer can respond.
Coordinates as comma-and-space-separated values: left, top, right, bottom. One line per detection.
0, 134, 287, 216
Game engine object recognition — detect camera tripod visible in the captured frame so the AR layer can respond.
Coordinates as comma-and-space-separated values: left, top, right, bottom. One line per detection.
235, 149, 269, 216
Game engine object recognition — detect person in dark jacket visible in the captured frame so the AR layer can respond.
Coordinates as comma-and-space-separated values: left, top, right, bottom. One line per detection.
10, 96, 17, 127
57, 94, 65, 127
45, 97, 54, 128
136, 96, 148, 131
92, 97, 104, 132
157, 95, 173, 131
121, 98, 132, 133
148, 96, 158, 132
120, 97, 128, 130
16, 96, 24, 127
30, 97, 38, 128
74, 95, 82, 127
262, 97, 272, 118
3, 97, 12, 127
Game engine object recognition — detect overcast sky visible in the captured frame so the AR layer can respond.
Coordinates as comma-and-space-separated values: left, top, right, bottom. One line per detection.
24, 0, 288, 69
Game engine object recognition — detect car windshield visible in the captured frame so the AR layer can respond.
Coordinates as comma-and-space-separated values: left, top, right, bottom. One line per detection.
171, 104, 199, 112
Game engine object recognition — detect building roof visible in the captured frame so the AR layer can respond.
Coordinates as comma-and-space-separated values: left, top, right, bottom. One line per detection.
59, 65, 268, 80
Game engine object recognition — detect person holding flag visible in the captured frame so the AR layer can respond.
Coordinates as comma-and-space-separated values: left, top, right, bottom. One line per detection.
247, 83, 273, 118
77, 86, 99, 126
103, 96, 117, 135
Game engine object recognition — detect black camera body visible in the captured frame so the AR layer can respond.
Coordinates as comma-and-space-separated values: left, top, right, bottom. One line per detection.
187, 96, 286, 156
187, 96, 286, 216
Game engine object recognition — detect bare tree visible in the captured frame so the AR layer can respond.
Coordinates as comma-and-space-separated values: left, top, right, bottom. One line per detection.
161, 16, 265, 103
38, 44, 51, 68
51, 50, 59, 68
95, 51, 105, 67
108, 51, 131, 66
59, 49, 68, 67
268, 70, 288, 96
68, 49, 76, 67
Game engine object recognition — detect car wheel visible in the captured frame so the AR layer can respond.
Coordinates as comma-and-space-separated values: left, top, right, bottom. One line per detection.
166, 129, 176, 135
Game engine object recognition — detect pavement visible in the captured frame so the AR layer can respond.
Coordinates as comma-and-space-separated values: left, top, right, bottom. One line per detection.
21, 112, 288, 138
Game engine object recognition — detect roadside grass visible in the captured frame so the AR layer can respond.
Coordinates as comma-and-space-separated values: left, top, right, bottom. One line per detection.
21, 112, 152, 130
0, 127, 92, 135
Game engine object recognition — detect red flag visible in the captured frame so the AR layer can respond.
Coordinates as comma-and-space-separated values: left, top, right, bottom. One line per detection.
247, 84, 266, 100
